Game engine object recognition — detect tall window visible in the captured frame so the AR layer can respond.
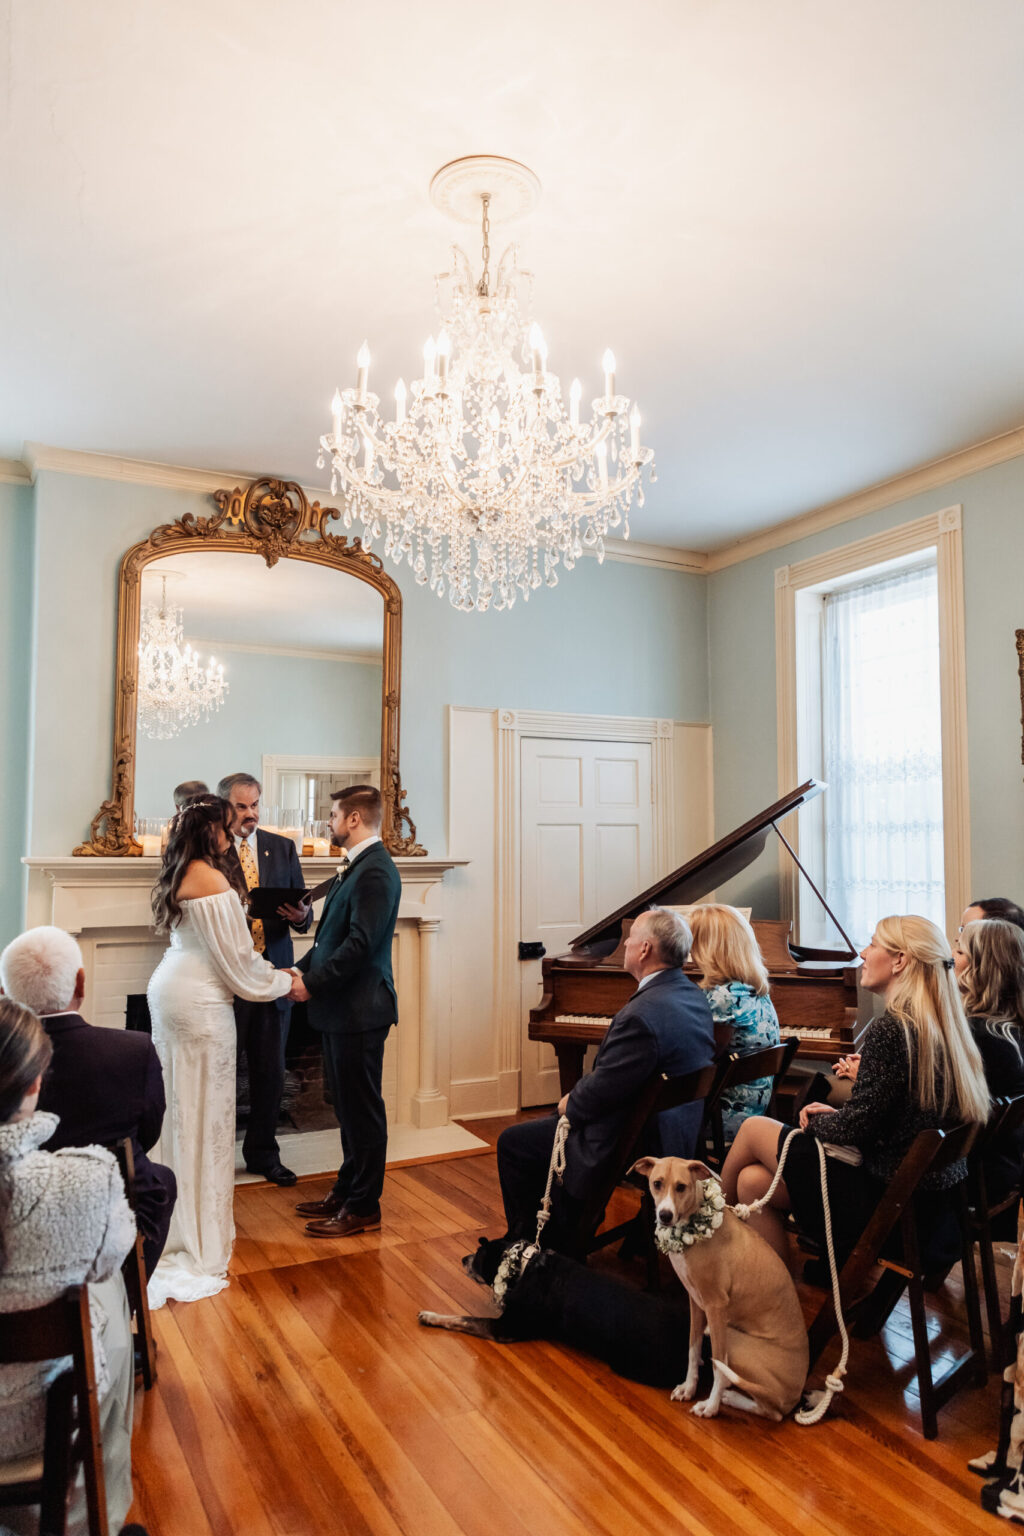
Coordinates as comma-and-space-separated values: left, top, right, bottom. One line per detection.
821, 560, 944, 941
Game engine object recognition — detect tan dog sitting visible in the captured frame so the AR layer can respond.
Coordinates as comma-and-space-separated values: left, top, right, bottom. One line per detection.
632, 1155, 808, 1420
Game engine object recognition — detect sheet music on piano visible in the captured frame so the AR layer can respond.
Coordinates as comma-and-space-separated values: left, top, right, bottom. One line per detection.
529, 780, 871, 1096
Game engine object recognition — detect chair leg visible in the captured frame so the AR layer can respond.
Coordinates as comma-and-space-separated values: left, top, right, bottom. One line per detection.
976, 1215, 1008, 1371
906, 1267, 939, 1440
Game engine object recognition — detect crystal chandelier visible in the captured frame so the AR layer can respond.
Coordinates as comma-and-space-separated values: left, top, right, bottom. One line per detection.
137, 576, 228, 740
318, 156, 655, 612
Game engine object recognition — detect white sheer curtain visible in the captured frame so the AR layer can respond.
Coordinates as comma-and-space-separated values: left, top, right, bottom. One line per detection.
823, 559, 945, 944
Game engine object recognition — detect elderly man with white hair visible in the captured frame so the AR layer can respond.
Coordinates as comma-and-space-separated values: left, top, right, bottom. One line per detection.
0, 925, 176, 1275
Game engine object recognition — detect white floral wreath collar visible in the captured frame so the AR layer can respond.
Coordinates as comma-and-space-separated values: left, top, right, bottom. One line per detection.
654, 1174, 728, 1253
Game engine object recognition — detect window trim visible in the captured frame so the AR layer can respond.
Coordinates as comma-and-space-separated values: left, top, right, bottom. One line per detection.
774, 505, 969, 938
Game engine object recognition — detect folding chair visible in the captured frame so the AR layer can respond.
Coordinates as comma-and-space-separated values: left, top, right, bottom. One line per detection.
701, 1036, 800, 1167
108, 1139, 157, 1390
575, 1061, 721, 1286
805, 1122, 985, 1440
0, 1286, 108, 1536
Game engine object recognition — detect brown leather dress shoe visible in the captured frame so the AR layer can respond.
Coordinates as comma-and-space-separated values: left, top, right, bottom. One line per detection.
294, 1192, 347, 1218
305, 1208, 382, 1238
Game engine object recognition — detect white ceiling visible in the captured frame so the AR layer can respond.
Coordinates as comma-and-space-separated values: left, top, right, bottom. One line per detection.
143, 552, 383, 656
4, 1, 1024, 550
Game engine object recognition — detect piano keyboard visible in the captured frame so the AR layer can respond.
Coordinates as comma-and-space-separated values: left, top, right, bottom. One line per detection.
555, 1013, 613, 1027
780, 1026, 834, 1041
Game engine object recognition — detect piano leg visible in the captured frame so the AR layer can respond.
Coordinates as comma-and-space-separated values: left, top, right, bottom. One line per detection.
554, 1043, 587, 1098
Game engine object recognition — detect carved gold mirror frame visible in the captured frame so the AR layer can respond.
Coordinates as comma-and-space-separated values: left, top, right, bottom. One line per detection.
75, 476, 425, 857
1017, 628, 1024, 780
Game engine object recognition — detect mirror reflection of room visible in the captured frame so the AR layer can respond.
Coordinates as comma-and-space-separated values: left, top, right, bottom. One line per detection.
134, 550, 384, 830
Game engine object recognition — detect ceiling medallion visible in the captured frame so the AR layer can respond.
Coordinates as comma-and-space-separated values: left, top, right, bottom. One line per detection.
318, 155, 655, 612
137, 573, 228, 740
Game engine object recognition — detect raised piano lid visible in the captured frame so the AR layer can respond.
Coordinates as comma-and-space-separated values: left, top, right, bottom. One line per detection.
569, 778, 858, 962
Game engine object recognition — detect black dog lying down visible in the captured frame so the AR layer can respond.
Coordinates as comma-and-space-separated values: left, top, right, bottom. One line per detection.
418, 1237, 692, 1388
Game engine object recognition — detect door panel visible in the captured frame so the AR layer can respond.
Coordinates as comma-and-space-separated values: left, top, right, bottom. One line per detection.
519, 737, 653, 1106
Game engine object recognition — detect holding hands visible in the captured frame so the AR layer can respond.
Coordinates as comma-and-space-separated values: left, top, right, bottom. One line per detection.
278, 968, 311, 1003
832, 1053, 861, 1082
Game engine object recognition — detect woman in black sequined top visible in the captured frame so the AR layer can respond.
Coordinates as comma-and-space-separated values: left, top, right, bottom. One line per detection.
722, 914, 991, 1267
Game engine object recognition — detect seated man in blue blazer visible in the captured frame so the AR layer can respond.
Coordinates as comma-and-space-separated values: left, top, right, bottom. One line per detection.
219, 772, 314, 1186
0, 924, 177, 1276
496, 906, 715, 1255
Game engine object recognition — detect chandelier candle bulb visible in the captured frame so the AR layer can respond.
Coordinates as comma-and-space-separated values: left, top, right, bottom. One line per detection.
529, 322, 547, 386
395, 378, 407, 426
356, 342, 370, 403
596, 439, 609, 491
602, 350, 616, 408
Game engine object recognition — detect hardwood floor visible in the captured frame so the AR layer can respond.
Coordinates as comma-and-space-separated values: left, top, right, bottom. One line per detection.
127, 1116, 1005, 1535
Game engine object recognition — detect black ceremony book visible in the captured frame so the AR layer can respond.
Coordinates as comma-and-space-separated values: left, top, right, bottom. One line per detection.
246, 877, 336, 919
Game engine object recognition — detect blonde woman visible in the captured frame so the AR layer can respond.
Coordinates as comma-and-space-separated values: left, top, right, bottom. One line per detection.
955, 918, 1024, 1200
722, 915, 990, 1271
688, 904, 780, 1140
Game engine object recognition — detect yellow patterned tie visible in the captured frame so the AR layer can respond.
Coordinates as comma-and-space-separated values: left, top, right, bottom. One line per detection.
238, 838, 265, 954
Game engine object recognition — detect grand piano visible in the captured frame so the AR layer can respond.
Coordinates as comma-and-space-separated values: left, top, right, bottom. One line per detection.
528, 780, 871, 1096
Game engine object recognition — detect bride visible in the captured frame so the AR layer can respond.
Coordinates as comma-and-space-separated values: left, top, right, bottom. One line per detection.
147, 795, 297, 1308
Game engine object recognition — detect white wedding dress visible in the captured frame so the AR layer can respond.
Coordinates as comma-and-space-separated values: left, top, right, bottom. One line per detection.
146, 889, 292, 1309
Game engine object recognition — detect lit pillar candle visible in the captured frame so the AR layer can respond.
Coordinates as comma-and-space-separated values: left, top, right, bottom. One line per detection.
331, 388, 343, 440
529, 322, 548, 386
596, 439, 608, 491
629, 404, 641, 460
395, 378, 407, 426
437, 330, 451, 391
602, 350, 616, 408
569, 378, 582, 428
356, 341, 370, 403
423, 337, 436, 391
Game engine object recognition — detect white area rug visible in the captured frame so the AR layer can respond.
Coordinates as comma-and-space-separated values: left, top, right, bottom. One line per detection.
234, 1120, 488, 1183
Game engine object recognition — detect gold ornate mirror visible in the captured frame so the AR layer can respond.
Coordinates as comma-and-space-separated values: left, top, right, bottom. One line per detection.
75, 476, 425, 856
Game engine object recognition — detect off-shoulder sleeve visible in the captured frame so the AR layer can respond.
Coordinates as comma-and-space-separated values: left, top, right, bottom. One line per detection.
188, 891, 294, 1003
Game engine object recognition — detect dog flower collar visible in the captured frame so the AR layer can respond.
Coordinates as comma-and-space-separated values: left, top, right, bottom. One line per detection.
653, 1174, 728, 1253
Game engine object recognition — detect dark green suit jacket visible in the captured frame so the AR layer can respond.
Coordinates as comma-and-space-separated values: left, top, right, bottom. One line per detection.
295, 840, 402, 1035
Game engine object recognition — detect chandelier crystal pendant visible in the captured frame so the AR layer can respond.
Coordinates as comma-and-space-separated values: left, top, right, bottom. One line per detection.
317, 156, 655, 613
137, 576, 228, 740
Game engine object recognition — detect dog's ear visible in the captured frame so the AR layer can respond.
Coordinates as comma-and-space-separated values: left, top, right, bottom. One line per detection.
688, 1160, 715, 1181
630, 1156, 656, 1178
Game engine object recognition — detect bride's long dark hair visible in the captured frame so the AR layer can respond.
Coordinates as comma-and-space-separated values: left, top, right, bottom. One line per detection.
151, 796, 246, 932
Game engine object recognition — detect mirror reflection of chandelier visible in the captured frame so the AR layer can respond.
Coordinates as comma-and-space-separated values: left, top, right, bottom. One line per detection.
318, 156, 655, 613
137, 574, 228, 740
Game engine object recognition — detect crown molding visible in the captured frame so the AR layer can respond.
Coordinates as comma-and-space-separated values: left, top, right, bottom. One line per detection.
22, 443, 334, 504
599, 536, 707, 573
702, 423, 1024, 572
0, 458, 32, 485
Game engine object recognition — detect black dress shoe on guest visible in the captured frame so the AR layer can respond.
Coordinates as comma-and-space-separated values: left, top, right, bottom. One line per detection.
306, 1208, 381, 1238
294, 1191, 347, 1218
249, 1162, 298, 1187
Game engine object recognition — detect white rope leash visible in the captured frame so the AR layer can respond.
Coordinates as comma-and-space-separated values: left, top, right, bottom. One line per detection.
734, 1127, 849, 1425
534, 1114, 571, 1246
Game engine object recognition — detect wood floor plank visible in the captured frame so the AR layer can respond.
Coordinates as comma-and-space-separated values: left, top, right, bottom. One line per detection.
129, 1138, 1007, 1536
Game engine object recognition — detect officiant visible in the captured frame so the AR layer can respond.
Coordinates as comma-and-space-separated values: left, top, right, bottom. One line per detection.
218, 771, 313, 1187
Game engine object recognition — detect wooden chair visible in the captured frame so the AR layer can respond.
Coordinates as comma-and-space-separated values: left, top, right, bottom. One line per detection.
0, 1286, 109, 1536
805, 1121, 985, 1440
701, 1036, 800, 1167
967, 1093, 1024, 1369
108, 1139, 157, 1390
576, 1061, 721, 1286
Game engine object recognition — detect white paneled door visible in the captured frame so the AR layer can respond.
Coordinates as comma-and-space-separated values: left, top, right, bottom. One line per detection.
519, 737, 654, 1106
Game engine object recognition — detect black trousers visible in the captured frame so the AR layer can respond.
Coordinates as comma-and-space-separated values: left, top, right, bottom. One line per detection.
234, 997, 290, 1171
496, 1114, 584, 1254
321, 1025, 391, 1214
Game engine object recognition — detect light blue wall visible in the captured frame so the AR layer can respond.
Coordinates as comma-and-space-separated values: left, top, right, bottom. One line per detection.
0, 481, 34, 947
22, 470, 709, 863
708, 456, 1024, 915
133, 650, 382, 819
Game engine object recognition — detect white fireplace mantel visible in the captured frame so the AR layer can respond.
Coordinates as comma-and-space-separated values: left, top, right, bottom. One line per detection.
23, 854, 468, 1133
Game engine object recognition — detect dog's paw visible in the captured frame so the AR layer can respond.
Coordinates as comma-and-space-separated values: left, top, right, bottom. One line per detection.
670, 1377, 698, 1402
418, 1310, 442, 1327
690, 1397, 721, 1418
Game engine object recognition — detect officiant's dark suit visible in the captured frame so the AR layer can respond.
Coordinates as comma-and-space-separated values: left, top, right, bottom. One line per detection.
294, 819, 402, 1226
39, 1012, 177, 1275
219, 773, 313, 1182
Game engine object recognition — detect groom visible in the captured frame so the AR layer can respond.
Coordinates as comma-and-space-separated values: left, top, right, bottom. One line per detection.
290, 784, 402, 1237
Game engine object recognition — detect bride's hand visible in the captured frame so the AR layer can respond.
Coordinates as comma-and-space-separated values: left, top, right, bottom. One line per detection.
287, 972, 310, 1003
